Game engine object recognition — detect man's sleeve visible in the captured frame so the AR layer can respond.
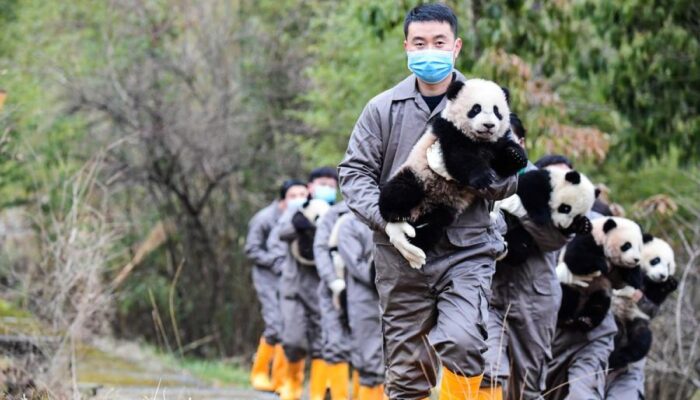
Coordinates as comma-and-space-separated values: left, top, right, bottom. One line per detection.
338, 102, 386, 232
338, 222, 373, 286
475, 174, 518, 201
277, 209, 298, 242
518, 214, 570, 253
265, 223, 288, 275
313, 210, 340, 288
244, 210, 276, 268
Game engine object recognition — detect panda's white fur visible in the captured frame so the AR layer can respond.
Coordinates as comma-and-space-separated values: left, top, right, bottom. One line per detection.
641, 237, 676, 282
592, 217, 643, 269
546, 168, 596, 229
442, 78, 511, 143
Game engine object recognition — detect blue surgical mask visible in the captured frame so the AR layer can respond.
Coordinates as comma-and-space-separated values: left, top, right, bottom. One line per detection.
287, 198, 306, 211
313, 185, 337, 204
407, 49, 454, 84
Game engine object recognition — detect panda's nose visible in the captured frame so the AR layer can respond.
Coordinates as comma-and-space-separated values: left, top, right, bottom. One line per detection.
659, 273, 668, 281
483, 123, 495, 129
633, 257, 640, 263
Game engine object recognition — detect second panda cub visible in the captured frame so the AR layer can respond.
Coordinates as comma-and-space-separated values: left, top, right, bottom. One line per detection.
378, 78, 527, 250
497, 167, 597, 265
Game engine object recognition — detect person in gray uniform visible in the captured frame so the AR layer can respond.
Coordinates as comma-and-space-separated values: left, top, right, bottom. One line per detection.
313, 200, 354, 398
605, 359, 645, 400
338, 4, 517, 399
246, 179, 308, 392
481, 116, 575, 400
274, 167, 340, 400
337, 213, 385, 399
539, 155, 617, 400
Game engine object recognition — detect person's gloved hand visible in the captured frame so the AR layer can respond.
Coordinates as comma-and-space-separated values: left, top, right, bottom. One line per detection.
385, 222, 426, 269
329, 278, 346, 309
556, 263, 600, 287
292, 211, 314, 231
495, 195, 527, 219
560, 215, 592, 235
613, 286, 644, 302
331, 250, 344, 275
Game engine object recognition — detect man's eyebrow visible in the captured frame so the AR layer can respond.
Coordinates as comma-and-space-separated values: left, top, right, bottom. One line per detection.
411, 36, 426, 42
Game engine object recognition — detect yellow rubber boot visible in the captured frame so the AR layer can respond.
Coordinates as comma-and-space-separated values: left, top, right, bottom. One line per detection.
351, 369, 361, 400
250, 337, 275, 391
279, 358, 305, 400
310, 358, 330, 400
477, 385, 503, 400
439, 368, 483, 400
327, 362, 350, 399
271, 344, 288, 393
358, 384, 385, 400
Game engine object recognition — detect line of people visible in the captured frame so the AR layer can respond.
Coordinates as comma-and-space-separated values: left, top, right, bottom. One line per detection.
246, 168, 384, 400
245, 4, 677, 399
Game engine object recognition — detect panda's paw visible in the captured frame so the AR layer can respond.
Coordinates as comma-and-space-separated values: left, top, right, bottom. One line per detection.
657, 276, 679, 296
561, 215, 592, 235
505, 145, 528, 168
468, 170, 495, 190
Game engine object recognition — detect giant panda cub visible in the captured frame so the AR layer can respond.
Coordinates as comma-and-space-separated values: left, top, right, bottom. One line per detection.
556, 217, 644, 331
378, 78, 528, 250
498, 167, 597, 265
290, 199, 331, 266
608, 234, 678, 369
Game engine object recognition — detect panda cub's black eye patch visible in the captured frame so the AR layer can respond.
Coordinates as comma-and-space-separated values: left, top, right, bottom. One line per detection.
621, 242, 632, 252
494, 106, 502, 120
468, 104, 481, 118
651, 257, 661, 265
558, 204, 571, 214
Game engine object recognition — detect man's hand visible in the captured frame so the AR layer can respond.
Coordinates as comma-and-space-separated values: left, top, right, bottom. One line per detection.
613, 286, 644, 303
385, 222, 426, 269
556, 263, 600, 287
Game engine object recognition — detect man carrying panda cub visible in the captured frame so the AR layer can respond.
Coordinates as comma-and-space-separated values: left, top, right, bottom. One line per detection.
339, 4, 527, 399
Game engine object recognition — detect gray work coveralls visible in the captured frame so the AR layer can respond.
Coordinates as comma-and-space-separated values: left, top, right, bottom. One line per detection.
546, 211, 618, 400
245, 201, 284, 344
605, 359, 644, 400
313, 201, 353, 364
270, 207, 324, 362
338, 214, 384, 387
604, 289, 660, 399
338, 72, 517, 399
483, 212, 569, 399
546, 312, 617, 400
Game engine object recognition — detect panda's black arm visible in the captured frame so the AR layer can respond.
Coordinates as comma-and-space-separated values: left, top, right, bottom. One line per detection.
491, 136, 528, 178
439, 138, 494, 189
378, 168, 425, 223
574, 289, 611, 331
642, 275, 678, 305
608, 319, 653, 369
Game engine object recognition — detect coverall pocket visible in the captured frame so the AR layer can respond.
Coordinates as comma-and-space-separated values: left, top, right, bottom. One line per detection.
532, 276, 554, 296
445, 226, 490, 248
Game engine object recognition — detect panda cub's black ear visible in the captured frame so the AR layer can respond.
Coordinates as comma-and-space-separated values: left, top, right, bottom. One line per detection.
642, 233, 654, 243
595, 188, 601, 198
564, 171, 581, 184
501, 87, 511, 104
446, 81, 466, 101
603, 218, 617, 233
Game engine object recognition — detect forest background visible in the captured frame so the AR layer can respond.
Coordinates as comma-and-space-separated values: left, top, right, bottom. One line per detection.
0, 0, 698, 398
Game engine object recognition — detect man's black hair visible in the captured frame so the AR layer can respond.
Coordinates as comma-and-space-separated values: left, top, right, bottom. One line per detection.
510, 112, 526, 139
403, 3, 458, 38
534, 154, 574, 169
279, 179, 306, 200
308, 167, 338, 183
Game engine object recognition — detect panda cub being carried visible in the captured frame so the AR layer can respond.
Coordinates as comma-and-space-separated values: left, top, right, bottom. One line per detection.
378, 78, 528, 250
555, 217, 644, 331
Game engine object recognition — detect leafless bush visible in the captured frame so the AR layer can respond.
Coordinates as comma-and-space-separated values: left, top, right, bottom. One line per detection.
18, 154, 121, 396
